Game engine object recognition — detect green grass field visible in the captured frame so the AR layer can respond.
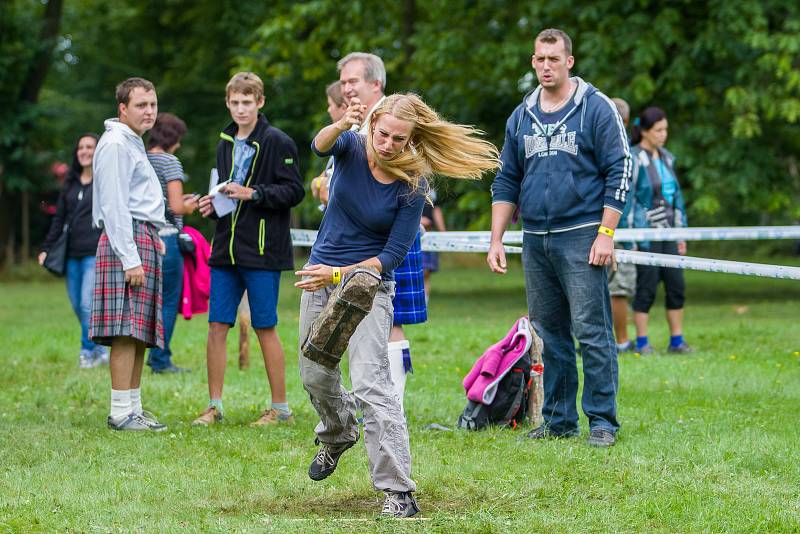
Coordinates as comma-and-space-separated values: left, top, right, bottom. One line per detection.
1, 256, 799, 533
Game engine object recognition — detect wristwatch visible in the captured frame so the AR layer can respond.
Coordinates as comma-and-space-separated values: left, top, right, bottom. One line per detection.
250, 188, 262, 202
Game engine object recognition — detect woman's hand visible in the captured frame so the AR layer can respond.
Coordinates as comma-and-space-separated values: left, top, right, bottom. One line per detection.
294, 264, 334, 292
198, 195, 216, 217
182, 193, 200, 215
678, 241, 687, 256
38, 252, 47, 266
336, 98, 366, 131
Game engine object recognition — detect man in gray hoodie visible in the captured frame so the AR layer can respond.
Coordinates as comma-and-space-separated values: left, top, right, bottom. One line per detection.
488, 29, 631, 447
91, 77, 168, 432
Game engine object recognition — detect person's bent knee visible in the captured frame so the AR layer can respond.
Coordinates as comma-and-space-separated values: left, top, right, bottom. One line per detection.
254, 325, 277, 335
208, 322, 231, 337
299, 360, 336, 394
665, 296, 685, 310
632, 297, 655, 314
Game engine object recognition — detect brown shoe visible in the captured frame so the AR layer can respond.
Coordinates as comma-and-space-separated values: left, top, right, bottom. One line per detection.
250, 408, 294, 426
238, 322, 250, 370
192, 406, 223, 426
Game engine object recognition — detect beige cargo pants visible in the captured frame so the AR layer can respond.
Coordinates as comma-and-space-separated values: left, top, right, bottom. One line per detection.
298, 281, 416, 493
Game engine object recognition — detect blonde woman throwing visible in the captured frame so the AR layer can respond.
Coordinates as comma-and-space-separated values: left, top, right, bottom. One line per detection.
296, 93, 498, 518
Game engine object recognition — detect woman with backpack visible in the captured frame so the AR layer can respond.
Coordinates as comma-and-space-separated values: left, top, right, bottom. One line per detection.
39, 133, 107, 368
629, 106, 693, 354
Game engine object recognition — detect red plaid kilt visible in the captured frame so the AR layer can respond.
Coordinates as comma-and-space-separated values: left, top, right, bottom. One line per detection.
90, 221, 164, 348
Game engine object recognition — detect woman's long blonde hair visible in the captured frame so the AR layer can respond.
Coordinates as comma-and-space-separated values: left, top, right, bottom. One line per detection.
366, 93, 500, 193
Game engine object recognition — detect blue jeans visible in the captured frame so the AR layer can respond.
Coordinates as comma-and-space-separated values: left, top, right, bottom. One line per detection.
66, 256, 97, 352
148, 233, 184, 370
522, 226, 619, 435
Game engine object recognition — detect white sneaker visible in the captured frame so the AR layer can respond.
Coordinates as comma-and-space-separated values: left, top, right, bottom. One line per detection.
137, 410, 168, 432
92, 346, 110, 365
107, 413, 149, 431
79, 350, 95, 369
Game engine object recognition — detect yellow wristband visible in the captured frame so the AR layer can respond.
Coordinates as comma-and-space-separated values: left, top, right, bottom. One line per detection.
331, 267, 341, 285
598, 225, 615, 237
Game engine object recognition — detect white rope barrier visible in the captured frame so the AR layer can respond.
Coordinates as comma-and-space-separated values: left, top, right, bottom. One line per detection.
290, 228, 800, 280
615, 250, 800, 280
289, 229, 524, 253
422, 225, 800, 245
615, 226, 800, 242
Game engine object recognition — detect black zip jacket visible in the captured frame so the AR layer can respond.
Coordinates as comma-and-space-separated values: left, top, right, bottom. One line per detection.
208, 114, 305, 270
41, 176, 102, 258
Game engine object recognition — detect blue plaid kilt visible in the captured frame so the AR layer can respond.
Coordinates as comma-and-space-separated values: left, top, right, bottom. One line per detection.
422, 251, 439, 272
393, 232, 427, 325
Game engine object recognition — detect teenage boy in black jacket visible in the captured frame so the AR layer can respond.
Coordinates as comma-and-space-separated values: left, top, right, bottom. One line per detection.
195, 72, 305, 426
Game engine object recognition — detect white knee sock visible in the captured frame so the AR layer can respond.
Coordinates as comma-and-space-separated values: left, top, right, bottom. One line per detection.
110, 389, 131, 421
388, 340, 410, 411
130, 388, 142, 415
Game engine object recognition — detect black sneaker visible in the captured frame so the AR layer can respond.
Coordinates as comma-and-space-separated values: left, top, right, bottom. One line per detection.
667, 342, 693, 354
526, 425, 579, 440
381, 491, 420, 518
617, 341, 635, 353
308, 436, 358, 481
587, 428, 616, 447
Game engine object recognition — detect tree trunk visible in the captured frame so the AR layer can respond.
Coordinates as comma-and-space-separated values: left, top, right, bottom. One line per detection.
0, 0, 64, 266
3, 212, 15, 269
401, 0, 416, 86
0, 181, 12, 267
19, 0, 64, 105
21, 191, 30, 261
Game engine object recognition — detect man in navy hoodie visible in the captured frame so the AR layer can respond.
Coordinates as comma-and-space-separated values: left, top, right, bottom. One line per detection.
488, 28, 631, 447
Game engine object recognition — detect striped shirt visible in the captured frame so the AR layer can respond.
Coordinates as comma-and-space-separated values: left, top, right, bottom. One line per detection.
147, 152, 187, 230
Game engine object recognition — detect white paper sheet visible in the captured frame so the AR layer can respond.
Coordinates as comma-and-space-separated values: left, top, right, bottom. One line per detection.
208, 168, 236, 217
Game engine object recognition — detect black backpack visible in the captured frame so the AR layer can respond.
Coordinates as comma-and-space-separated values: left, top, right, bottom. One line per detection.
456, 350, 532, 431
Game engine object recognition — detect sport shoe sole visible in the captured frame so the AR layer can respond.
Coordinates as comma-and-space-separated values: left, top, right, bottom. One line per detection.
107, 414, 149, 431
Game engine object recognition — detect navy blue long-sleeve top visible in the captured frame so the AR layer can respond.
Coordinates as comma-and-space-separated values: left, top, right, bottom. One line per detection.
310, 130, 425, 280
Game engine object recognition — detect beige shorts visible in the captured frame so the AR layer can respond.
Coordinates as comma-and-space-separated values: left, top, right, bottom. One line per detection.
608, 261, 636, 298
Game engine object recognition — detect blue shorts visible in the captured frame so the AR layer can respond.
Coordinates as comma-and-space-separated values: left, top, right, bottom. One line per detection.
209, 266, 281, 328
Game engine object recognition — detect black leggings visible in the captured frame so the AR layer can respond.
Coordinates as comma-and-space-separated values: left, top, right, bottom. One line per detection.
632, 240, 686, 312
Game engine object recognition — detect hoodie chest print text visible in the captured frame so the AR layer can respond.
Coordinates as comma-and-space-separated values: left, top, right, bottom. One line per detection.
524, 123, 579, 159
